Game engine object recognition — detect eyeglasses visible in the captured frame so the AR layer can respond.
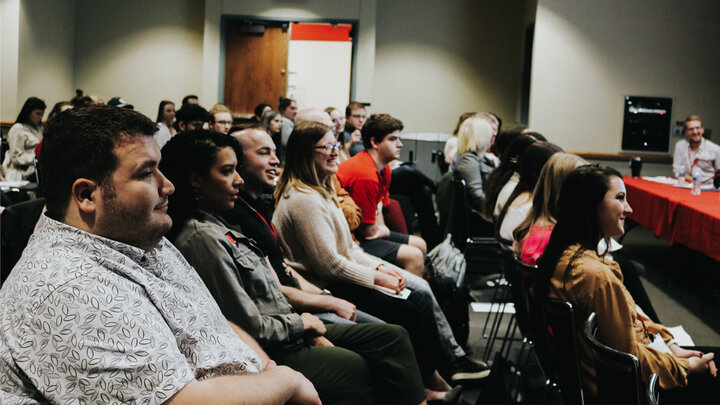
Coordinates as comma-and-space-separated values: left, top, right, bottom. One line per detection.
314, 142, 342, 153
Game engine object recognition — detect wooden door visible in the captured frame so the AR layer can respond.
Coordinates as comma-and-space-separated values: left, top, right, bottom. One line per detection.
224, 21, 288, 114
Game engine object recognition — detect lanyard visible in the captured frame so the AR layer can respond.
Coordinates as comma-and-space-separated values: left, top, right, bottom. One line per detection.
254, 210, 278, 241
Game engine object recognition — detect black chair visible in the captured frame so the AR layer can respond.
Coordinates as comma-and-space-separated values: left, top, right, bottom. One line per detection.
533, 299, 585, 405
584, 312, 645, 405
647, 373, 659, 405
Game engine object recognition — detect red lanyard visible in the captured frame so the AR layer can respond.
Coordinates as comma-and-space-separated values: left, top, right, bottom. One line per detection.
688, 147, 700, 171
254, 210, 278, 241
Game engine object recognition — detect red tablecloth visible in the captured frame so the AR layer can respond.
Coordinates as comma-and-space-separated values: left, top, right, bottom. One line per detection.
623, 176, 720, 261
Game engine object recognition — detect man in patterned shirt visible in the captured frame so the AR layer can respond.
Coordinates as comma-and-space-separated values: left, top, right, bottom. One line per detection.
0, 105, 320, 405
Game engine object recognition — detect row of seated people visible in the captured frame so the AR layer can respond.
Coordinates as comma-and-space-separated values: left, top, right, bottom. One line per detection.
443, 112, 719, 402
0, 104, 488, 404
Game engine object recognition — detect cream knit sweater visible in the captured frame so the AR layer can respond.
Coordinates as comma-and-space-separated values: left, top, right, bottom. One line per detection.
273, 186, 383, 289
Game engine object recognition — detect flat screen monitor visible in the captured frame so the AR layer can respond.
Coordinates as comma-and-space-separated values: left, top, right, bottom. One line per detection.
621, 96, 672, 153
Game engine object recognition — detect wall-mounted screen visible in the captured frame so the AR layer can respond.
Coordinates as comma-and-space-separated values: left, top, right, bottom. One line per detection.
621, 96, 672, 153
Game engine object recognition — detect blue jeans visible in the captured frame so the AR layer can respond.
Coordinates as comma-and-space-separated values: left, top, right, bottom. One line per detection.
402, 270, 466, 360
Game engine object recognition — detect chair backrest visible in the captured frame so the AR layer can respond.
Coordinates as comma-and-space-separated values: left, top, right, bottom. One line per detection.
449, 179, 470, 250
647, 373, 659, 405
539, 299, 585, 405
436, 171, 454, 239
504, 257, 538, 341
584, 312, 644, 405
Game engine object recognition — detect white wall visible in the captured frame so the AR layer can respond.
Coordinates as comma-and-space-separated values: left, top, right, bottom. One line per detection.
529, 0, 720, 154
73, 0, 205, 118
17, 0, 75, 118
1, 0, 21, 121
372, 0, 532, 133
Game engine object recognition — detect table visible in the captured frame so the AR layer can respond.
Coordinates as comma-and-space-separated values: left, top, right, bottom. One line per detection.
623, 176, 720, 262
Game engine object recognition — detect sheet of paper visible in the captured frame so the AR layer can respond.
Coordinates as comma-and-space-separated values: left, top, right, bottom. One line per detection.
471, 302, 515, 314
666, 325, 695, 347
373, 285, 411, 299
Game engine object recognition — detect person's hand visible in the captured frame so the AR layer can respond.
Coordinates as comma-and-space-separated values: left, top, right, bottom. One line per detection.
669, 344, 702, 359
376, 224, 391, 239
378, 264, 406, 291
264, 360, 278, 370
327, 296, 357, 321
279, 366, 322, 405
688, 352, 717, 377
374, 271, 402, 293
309, 336, 334, 347
300, 313, 326, 336
684, 173, 693, 183
349, 129, 361, 146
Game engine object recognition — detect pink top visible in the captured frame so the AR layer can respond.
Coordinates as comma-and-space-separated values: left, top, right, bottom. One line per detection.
519, 224, 554, 265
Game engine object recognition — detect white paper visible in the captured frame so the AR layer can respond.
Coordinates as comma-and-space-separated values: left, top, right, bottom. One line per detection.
373, 285, 411, 299
471, 302, 515, 314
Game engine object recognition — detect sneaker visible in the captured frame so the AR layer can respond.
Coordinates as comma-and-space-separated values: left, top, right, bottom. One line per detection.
450, 356, 490, 381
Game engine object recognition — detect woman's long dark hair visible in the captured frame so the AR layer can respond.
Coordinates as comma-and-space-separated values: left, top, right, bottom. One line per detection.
534, 164, 622, 303
482, 132, 539, 218
156, 100, 175, 124
15, 97, 46, 126
496, 142, 562, 239
160, 129, 242, 241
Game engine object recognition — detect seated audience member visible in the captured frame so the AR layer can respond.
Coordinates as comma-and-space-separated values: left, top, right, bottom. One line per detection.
482, 128, 531, 218
497, 142, 562, 241
292, 108, 367, 241
182, 94, 199, 106
672, 115, 720, 183
444, 112, 476, 166
336, 114, 427, 276
344, 102, 368, 157
0, 105, 320, 404
489, 124, 527, 158
162, 130, 430, 405
1, 97, 45, 181
274, 122, 489, 384
107, 96, 134, 109
452, 116, 496, 214
221, 127, 382, 325
325, 107, 349, 160
513, 153, 587, 265
262, 109, 284, 160
389, 163, 441, 250
484, 133, 540, 220
513, 154, 660, 322
48, 101, 73, 120
254, 102, 272, 123
279, 96, 298, 148
70, 89, 94, 109
535, 165, 719, 402
209, 103, 234, 134
175, 103, 210, 133
155, 99, 176, 149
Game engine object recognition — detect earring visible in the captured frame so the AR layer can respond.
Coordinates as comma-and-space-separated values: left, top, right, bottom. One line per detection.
193, 187, 202, 201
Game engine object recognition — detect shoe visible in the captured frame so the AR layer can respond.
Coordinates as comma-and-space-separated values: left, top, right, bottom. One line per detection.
428, 385, 463, 404
450, 356, 490, 381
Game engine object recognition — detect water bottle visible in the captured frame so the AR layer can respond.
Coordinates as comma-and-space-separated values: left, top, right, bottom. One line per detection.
691, 166, 702, 195
676, 164, 686, 186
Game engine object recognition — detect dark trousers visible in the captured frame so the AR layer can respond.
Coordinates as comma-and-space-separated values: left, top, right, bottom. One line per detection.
275, 323, 426, 405
614, 254, 660, 323
328, 282, 442, 378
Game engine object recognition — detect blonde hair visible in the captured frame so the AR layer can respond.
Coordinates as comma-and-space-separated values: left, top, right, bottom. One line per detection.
513, 153, 587, 250
209, 103, 231, 116
457, 117, 493, 154
274, 121, 338, 205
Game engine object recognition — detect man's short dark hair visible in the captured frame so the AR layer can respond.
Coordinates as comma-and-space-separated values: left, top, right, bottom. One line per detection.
361, 114, 404, 149
175, 104, 210, 126
40, 105, 157, 220
278, 97, 295, 113
345, 101, 366, 117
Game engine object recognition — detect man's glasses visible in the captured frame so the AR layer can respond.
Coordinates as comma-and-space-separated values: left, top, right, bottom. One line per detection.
314, 142, 342, 153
